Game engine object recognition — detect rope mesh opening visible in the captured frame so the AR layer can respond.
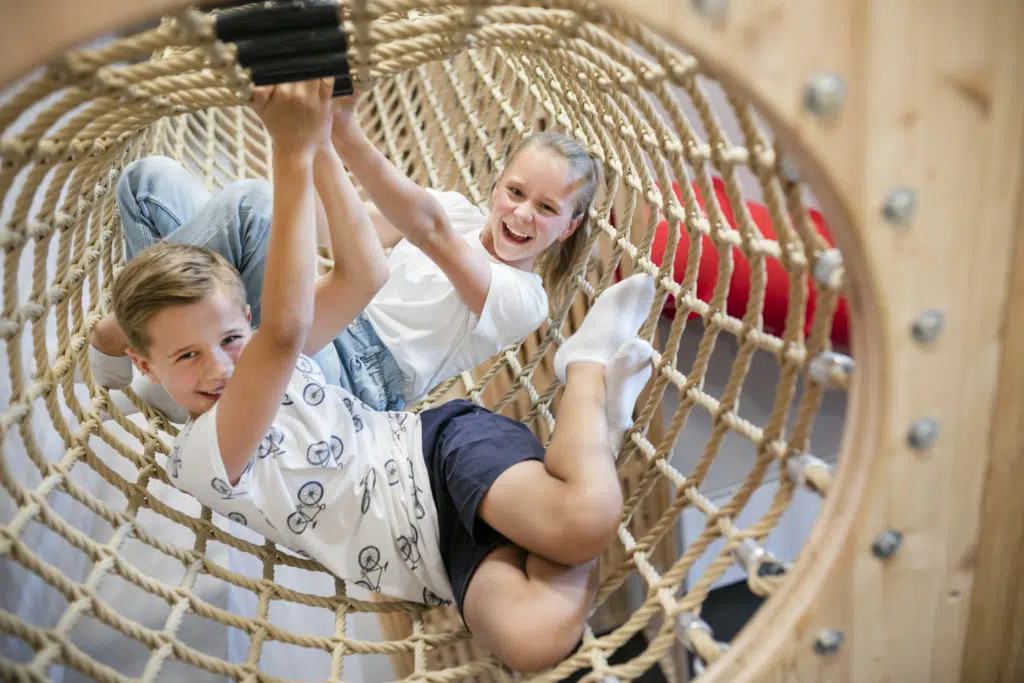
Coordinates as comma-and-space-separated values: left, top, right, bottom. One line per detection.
1, 1, 851, 681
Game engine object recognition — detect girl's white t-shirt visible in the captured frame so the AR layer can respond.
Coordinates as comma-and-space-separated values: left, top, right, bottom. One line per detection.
168, 356, 455, 606
363, 190, 549, 403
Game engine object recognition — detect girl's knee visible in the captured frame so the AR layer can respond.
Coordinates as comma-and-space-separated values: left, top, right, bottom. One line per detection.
224, 178, 273, 218
551, 485, 622, 564
117, 156, 192, 216
118, 156, 178, 192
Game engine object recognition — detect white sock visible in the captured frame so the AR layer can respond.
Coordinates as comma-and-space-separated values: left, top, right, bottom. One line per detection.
554, 273, 656, 382
605, 338, 654, 454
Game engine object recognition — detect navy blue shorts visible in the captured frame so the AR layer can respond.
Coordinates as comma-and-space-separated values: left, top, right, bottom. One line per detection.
419, 399, 546, 617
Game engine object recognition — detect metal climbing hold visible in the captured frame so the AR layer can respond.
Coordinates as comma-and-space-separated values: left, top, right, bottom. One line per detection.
692, 0, 728, 21
906, 417, 939, 450
882, 187, 917, 225
733, 538, 787, 577
675, 613, 714, 651
808, 351, 854, 387
812, 248, 844, 287
871, 529, 903, 559
804, 74, 845, 118
911, 309, 945, 343
814, 629, 844, 655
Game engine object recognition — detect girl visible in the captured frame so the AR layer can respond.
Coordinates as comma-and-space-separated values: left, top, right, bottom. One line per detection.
88, 92, 604, 420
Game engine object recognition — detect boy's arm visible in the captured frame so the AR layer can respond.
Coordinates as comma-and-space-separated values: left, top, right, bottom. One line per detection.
331, 101, 492, 315
216, 80, 331, 484
302, 143, 390, 355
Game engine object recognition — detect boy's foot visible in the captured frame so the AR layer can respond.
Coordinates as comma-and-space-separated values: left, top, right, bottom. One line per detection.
605, 338, 654, 455
554, 274, 656, 382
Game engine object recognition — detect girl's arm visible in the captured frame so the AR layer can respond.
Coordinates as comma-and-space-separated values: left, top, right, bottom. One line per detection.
331, 97, 492, 315
330, 113, 442, 247
216, 79, 331, 484
302, 141, 390, 356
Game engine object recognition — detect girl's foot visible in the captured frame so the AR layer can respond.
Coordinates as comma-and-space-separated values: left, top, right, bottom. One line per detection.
553, 273, 656, 382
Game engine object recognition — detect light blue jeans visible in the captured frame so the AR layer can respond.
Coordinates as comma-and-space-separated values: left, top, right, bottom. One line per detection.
116, 156, 406, 411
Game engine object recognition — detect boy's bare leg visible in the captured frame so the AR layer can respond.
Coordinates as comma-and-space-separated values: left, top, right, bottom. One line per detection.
461, 545, 599, 673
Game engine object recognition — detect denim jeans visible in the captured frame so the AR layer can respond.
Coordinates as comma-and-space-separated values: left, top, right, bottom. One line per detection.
116, 156, 406, 411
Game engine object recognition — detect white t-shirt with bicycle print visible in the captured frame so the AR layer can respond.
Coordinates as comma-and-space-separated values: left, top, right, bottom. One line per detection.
168, 354, 454, 606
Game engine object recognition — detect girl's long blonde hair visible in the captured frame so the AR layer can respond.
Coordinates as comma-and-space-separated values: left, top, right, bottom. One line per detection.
500, 131, 604, 307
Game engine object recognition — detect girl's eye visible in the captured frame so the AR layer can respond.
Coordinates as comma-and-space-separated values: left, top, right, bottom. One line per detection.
508, 186, 523, 197
222, 335, 241, 346
540, 203, 555, 213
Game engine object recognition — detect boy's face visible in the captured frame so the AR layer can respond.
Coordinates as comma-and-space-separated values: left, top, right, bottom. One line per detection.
127, 286, 252, 418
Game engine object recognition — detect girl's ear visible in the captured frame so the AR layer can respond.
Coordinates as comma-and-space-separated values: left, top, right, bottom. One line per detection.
245, 305, 252, 325
558, 214, 585, 242
125, 348, 160, 384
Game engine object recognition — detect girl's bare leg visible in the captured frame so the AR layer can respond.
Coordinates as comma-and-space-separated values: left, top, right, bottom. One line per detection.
462, 545, 599, 673
477, 275, 657, 567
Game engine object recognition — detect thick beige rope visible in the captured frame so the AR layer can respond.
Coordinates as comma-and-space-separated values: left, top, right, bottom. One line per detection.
0, 2, 848, 681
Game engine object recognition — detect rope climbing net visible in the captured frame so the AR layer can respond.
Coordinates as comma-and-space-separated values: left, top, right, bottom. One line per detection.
0, 1, 851, 681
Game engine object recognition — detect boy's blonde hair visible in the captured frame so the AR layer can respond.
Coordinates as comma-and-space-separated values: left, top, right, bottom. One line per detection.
501, 131, 605, 307
112, 241, 247, 355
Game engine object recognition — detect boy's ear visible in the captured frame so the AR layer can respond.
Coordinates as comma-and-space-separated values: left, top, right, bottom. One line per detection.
125, 348, 160, 385
245, 304, 252, 325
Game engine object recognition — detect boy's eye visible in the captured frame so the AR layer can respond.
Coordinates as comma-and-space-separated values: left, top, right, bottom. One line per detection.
177, 351, 196, 362
540, 203, 555, 213
222, 335, 241, 345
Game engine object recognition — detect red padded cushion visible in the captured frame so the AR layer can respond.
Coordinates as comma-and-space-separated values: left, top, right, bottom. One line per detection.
647, 177, 850, 349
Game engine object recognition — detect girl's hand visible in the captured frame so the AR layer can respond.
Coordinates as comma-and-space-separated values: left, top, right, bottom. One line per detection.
252, 78, 335, 160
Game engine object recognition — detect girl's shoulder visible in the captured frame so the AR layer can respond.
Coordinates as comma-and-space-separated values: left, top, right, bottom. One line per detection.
427, 188, 486, 236
426, 188, 485, 216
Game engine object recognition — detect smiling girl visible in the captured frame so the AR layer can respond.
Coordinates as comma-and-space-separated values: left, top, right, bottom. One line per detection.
328, 94, 605, 409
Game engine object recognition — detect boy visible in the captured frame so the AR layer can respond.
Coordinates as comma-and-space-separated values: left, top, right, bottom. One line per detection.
114, 78, 658, 672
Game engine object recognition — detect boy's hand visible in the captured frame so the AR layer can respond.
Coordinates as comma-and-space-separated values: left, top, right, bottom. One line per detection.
331, 92, 361, 141
252, 78, 334, 160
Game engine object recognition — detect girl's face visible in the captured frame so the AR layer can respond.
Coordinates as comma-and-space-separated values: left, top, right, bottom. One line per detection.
484, 146, 585, 270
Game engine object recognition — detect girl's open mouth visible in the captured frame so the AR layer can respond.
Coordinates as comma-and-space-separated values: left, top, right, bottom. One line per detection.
502, 220, 532, 244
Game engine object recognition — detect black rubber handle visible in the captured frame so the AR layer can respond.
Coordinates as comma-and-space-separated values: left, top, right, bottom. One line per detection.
332, 73, 354, 97
215, 1, 340, 43
248, 52, 351, 86
235, 26, 348, 67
